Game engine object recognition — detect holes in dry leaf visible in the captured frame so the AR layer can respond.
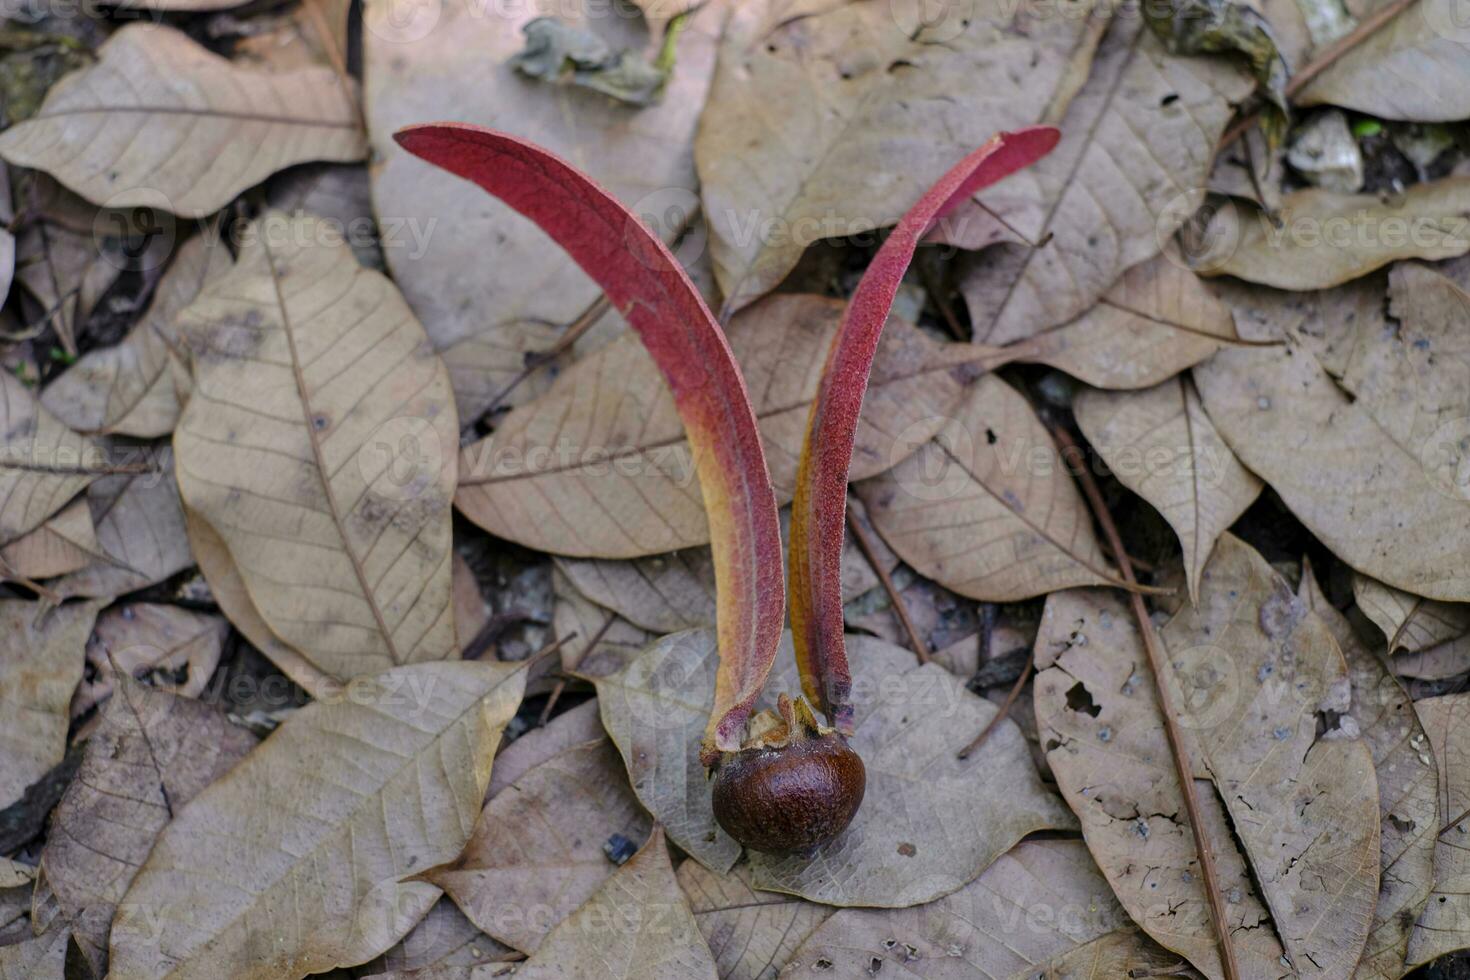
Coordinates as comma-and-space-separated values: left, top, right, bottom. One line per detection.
814, 957, 834, 970
868, 955, 884, 975
1160, 93, 1179, 107
1064, 681, 1101, 717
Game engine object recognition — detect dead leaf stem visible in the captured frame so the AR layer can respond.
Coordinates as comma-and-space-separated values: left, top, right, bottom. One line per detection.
956, 644, 1034, 760
1049, 421, 1242, 980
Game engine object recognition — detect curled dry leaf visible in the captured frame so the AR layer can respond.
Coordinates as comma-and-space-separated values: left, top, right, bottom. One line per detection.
109, 660, 527, 979
479, 828, 716, 980
1297, 563, 1438, 979
0, 498, 96, 580
781, 839, 1190, 978
69, 603, 229, 722
428, 739, 653, 954
1295, 0, 1470, 121
1392, 636, 1470, 682
49, 464, 194, 601
0, 24, 364, 217
593, 629, 1074, 900
37, 677, 257, 975
393, 125, 784, 759
1005, 252, 1252, 389
857, 373, 1122, 602
1074, 376, 1262, 604
0, 228, 11, 308
455, 294, 983, 558
1195, 338, 1470, 602
0, 599, 101, 811
694, 0, 1100, 313
1199, 178, 1470, 289
1354, 573, 1470, 655
173, 210, 459, 680
364, 0, 718, 418
959, 17, 1252, 345
677, 860, 830, 980
42, 236, 232, 438
1407, 693, 1470, 965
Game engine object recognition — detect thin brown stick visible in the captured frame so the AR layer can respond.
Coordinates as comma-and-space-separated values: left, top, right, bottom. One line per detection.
1442, 805, 1470, 837
1050, 422, 1242, 980
846, 509, 928, 663
957, 645, 1034, 759
474, 294, 613, 426
538, 618, 613, 725
1216, 0, 1420, 152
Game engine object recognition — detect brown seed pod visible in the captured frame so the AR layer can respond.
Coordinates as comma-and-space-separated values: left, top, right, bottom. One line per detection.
711, 695, 866, 854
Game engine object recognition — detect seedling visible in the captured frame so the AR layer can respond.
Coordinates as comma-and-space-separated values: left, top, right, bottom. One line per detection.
395, 123, 1058, 853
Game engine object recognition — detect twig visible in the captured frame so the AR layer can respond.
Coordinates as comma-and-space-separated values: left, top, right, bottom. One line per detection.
1215, 0, 1420, 152
472, 294, 613, 428
1129, 962, 1193, 978
957, 645, 1034, 760
846, 509, 928, 663
1442, 805, 1469, 837
1049, 422, 1242, 980
538, 619, 613, 725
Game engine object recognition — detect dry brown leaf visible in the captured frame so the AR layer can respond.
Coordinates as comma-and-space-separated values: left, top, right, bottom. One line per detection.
428, 739, 653, 954
0, 25, 364, 217
1005, 253, 1251, 389
1199, 178, 1470, 289
1407, 693, 1470, 965
1034, 587, 1288, 979
0, 371, 118, 547
69, 603, 228, 722
363, 0, 718, 419
1354, 573, 1470, 654
694, 0, 1102, 313
42, 236, 232, 438
174, 210, 458, 680
1393, 637, 1470, 681
1296, 0, 1470, 121
550, 567, 652, 680
856, 373, 1120, 602
0, 228, 12, 308
0, 498, 96, 580
49, 464, 194, 601
182, 505, 342, 699
486, 699, 603, 801
781, 839, 1194, 979
593, 628, 1073, 899
37, 677, 257, 975
958, 17, 1252, 345
360, 897, 514, 976
0, 927, 68, 980
1195, 338, 1470, 601
109, 660, 527, 979
677, 860, 830, 980
1074, 376, 1262, 604
478, 827, 716, 980
13, 203, 122, 357
0, 599, 100, 810
456, 294, 979, 557
1297, 564, 1439, 979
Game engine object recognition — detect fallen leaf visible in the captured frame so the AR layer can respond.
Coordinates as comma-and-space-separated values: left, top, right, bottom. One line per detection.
857, 373, 1122, 602
363, 0, 718, 418
0, 498, 96, 580
429, 739, 653, 954
958, 17, 1252, 345
694, 0, 1100, 313
267, 163, 383, 270
486, 698, 603, 800
1392, 636, 1470, 681
109, 660, 527, 979
12, 182, 124, 356
0, 371, 118, 547
594, 628, 1073, 901
42, 235, 232, 437
173, 210, 459, 680
1407, 693, 1470, 965
551, 570, 652, 683
68, 603, 228, 722
0, 24, 364, 216
1199, 178, 1470, 289
1298, 562, 1439, 979
677, 860, 830, 980
1005, 253, 1254, 389
1296, 0, 1470, 122
1074, 376, 1262, 603
509, 17, 670, 106
182, 505, 342, 699
1354, 573, 1470, 654
479, 827, 716, 980
1034, 545, 1382, 979
49, 463, 192, 600
360, 897, 514, 976
0, 927, 68, 979
780, 839, 1192, 978
1195, 338, 1470, 601
37, 677, 257, 975
455, 294, 978, 558
0, 228, 12, 307
0, 599, 100, 810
